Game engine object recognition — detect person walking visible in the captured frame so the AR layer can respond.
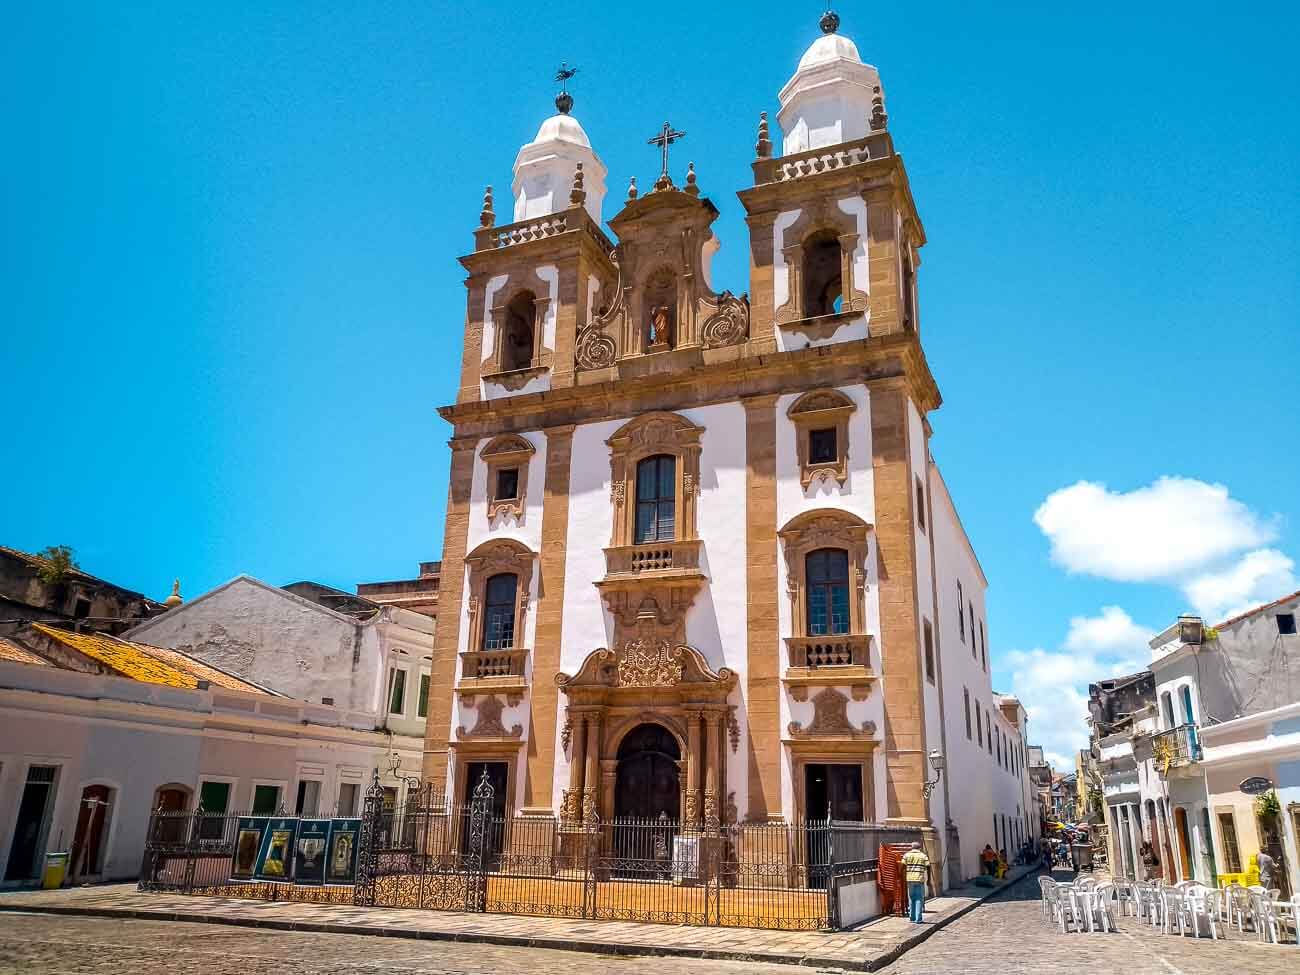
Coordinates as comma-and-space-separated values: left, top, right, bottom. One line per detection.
903, 841, 931, 924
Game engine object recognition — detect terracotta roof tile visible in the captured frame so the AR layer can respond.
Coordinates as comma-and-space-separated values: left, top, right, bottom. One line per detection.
0, 636, 50, 667
1216, 589, 1300, 629
31, 623, 269, 695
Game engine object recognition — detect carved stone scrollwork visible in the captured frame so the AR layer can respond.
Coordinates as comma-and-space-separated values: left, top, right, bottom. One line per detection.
575, 322, 617, 370
617, 638, 685, 687
700, 292, 749, 349
787, 687, 873, 739
684, 790, 699, 824
560, 788, 579, 824
582, 789, 597, 825
724, 791, 738, 826
456, 694, 524, 740
727, 706, 740, 753
560, 715, 573, 752
703, 789, 719, 831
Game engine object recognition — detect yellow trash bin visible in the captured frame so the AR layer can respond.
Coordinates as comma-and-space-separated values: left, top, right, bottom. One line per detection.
41, 852, 68, 889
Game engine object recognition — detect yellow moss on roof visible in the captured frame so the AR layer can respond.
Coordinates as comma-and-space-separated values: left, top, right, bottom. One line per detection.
0, 637, 50, 667
31, 623, 268, 694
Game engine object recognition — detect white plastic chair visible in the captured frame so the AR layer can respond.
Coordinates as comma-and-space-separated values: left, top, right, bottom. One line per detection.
1192, 889, 1223, 940
1085, 882, 1118, 933
1162, 887, 1190, 936
1226, 883, 1252, 932
1250, 890, 1283, 944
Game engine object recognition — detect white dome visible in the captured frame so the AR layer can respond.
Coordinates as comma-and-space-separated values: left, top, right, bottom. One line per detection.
512, 109, 607, 224
778, 25, 880, 155
797, 32, 864, 70
530, 113, 592, 150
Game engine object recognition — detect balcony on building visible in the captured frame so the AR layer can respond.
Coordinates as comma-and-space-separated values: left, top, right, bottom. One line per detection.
1150, 722, 1202, 774
456, 646, 529, 698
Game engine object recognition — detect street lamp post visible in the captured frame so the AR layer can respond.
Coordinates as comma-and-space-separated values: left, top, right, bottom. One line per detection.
922, 749, 946, 800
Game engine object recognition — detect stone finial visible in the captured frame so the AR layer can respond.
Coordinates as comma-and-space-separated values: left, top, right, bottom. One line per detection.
570, 162, 586, 206
820, 8, 841, 34
684, 161, 699, 196
555, 91, 574, 115
479, 185, 495, 227
755, 111, 772, 158
870, 85, 889, 130
627, 176, 638, 201
163, 578, 183, 608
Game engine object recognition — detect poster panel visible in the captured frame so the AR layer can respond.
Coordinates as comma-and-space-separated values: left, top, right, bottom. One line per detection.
231, 817, 268, 880
253, 817, 298, 881
293, 819, 330, 885
325, 818, 361, 885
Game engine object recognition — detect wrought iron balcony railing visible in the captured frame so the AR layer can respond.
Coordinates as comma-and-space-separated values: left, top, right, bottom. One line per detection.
1151, 723, 1201, 774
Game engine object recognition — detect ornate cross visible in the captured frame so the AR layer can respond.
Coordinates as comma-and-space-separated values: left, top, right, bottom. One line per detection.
648, 121, 686, 181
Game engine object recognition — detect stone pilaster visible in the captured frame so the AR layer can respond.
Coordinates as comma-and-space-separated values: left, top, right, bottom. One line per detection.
868, 380, 929, 824
422, 436, 480, 793
743, 393, 781, 821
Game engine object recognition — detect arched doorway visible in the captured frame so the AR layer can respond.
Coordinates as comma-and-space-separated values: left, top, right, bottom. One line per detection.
615, 723, 681, 820
153, 784, 191, 844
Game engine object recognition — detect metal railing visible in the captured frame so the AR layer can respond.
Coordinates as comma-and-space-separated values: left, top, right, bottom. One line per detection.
138, 776, 923, 931
1151, 723, 1201, 773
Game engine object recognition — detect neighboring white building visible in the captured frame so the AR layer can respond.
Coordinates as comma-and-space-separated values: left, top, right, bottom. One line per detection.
125, 575, 436, 740
0, 624, 421, 887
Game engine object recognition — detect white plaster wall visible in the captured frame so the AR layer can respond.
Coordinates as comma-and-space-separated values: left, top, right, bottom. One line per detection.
448, 429, 548, 812
126, 578, 383, 714
774, 385, 885, 822
928, 464, 995, 881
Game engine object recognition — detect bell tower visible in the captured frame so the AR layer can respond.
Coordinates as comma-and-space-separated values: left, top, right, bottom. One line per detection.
739, 9, 924, 353
455, 79, 617, 402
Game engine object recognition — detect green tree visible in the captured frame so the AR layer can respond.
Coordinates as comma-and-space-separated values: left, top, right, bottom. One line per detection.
36, 545, 78, 585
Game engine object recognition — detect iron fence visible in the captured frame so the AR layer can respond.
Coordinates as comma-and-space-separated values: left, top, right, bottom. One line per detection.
139, 774, 923, 931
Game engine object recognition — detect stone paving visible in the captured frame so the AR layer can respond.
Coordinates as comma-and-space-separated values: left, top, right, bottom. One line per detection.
878, 869, 1298, 975
0, 871, 1031, 970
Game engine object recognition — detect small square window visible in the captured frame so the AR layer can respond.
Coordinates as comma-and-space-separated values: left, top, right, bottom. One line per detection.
809, 428, 838, 465
495, 467, 519, 501
1277, 613, 1296, 635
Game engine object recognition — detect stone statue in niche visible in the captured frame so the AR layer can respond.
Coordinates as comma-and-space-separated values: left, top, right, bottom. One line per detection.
648, 305, 673, 350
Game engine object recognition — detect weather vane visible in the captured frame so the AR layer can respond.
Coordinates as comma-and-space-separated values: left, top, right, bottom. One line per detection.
554, 61, 578, 113
648, 121, 686, 188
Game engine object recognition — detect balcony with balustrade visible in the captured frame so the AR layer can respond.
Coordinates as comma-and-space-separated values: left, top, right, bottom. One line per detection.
456, 646, 529, 698
781, 633, 876, 699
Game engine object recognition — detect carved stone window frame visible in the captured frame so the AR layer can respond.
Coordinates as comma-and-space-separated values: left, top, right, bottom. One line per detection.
606, 412, 704, 548
481, 434, 536, 522
464, 537, 536, 658
779, 509, 871, 640
775, 199, 868, 328
788, 389, 856, 490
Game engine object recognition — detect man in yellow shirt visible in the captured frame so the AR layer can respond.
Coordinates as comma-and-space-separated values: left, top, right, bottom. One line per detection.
902, 841, 930, 923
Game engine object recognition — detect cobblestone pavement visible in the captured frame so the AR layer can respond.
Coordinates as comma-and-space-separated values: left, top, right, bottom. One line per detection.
0, 912, 803, 975
878, 869, 1297, 975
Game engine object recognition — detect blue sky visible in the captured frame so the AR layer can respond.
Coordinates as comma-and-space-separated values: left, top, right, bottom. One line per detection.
4, 2, 1297, 765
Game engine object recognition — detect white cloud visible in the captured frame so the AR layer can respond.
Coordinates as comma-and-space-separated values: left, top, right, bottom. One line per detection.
1006, 608, 1151, 771
1033, 476, 1276, 582
1182, 548, 1297, 622
1063, 605, 1155, 653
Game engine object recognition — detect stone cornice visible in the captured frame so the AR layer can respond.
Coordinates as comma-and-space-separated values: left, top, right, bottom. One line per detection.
436, 333, 942, 437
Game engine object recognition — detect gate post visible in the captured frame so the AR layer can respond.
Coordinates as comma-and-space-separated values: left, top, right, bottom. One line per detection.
827, 820, 838, 930
354, 770, 384, 907
464, 769, 492, 913
183, 807, 200, 894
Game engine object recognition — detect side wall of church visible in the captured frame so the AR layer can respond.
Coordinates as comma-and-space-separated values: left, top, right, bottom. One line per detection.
928, 463, 994, 880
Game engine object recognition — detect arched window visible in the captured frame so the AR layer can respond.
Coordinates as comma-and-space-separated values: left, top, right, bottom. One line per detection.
1160, 691, 1175, 729
634, 454, 676, 543
805, 548, 850, 636
801, 231, 843, 318
502, 291, 537, 371
482, 573, 518, 649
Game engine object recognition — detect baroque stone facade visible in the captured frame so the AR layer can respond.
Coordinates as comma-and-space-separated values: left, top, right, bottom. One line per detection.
420, 12, 1015, 885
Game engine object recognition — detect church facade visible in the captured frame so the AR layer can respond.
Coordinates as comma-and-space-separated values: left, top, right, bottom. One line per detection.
421, 12, 1029, 885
